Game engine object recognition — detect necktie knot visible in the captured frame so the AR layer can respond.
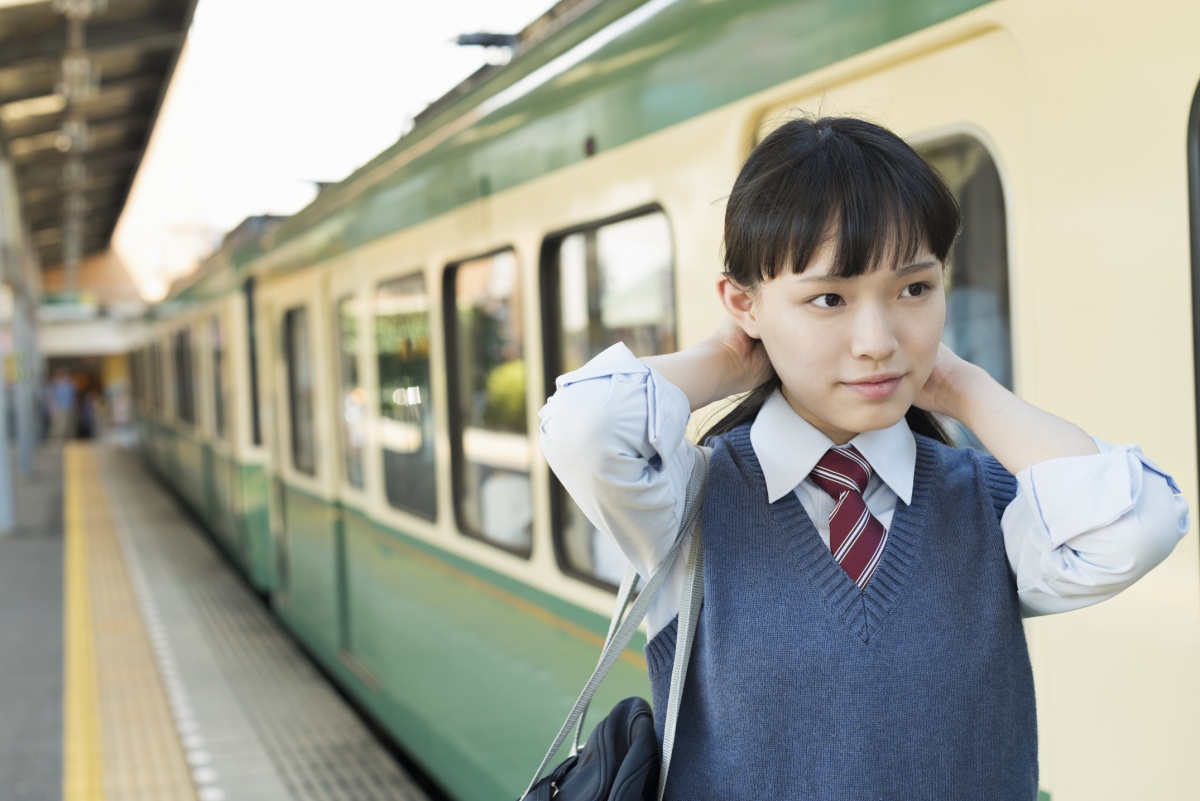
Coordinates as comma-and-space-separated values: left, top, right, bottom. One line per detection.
811, 445, 874, 499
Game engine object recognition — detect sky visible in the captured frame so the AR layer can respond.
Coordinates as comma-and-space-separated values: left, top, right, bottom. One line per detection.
112, 0, 559, 301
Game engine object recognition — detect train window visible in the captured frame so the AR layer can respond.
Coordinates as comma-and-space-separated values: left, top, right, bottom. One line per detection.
284, 306, 316, 476
445, 250, 532, 554
129, 348, 142, 413
149, 341, 161, 414
173, 328, 195, 425
335, 294, 365, 490
245, 278, 262, 446
375, 274, 436, 518
920, 136, 1011, 446
542, 209, 676, 586
155, 340, 165, 415
211, 315, 227, 440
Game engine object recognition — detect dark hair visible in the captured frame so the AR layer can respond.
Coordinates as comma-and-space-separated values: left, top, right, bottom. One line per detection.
701, 115, 960, 445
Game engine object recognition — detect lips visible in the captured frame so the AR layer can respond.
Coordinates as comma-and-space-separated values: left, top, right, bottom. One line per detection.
843, 375, 903, 400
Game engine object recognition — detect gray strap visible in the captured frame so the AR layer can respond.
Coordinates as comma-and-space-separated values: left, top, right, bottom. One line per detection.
656, 485, 705, 801
519, 445, 709, 800
572, 560, 639, 753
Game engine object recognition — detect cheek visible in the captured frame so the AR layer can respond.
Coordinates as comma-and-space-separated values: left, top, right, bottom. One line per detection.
912, 311, 946, 371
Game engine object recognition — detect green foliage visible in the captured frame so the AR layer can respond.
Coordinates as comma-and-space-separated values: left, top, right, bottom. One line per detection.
484, 359, 526, 433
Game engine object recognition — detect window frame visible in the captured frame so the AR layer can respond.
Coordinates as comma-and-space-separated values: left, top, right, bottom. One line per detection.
442, 246, 533, 558
539, 203, 675, 590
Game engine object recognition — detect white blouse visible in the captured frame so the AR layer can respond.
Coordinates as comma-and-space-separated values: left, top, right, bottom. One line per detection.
538, 343, 1189, 637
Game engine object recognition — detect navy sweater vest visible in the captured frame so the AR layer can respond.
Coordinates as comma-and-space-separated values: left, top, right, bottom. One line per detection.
645, 424, 1037, 800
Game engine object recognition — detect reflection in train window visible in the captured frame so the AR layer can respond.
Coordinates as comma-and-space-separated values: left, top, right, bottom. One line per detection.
284, 306, 316, 476
921, 136, 1011, 446
375, 274, 436, 518
173, 328, 195, 425
150, 341, 162, 414
545, 210, 676, 585
446, 250, 532, 554
211, 315, 227, 439
335, 294, 365, 489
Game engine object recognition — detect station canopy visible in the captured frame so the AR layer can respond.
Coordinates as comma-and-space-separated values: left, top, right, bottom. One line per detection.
0, 0, 197, 271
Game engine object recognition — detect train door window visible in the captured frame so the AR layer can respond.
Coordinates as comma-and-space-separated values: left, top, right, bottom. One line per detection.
542, 209, 676, 585
129, 349, 141, 413
156, 340, 166, 415
245, 278, 262, 446
157, 339, 167, 415
284, 306, 316, 476
445, 250, 531, 554
376, 274, 436, 518
335, 293, 366, 490
148, 342, 159, 414
173, 328, 195, 425
211, 315, 227, 440
919, 136, 1011, 445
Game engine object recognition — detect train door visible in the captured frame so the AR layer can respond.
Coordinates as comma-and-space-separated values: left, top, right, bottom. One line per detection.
207, 301, 239, 558
258, 293, 289, 598
757, 23, 1034, 790
266, 271, 343, 662
751, 17, 1192, 801
228, 279, 275, 592
325, 263, 374, 682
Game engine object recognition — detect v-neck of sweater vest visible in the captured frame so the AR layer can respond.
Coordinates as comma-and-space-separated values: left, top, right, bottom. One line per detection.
729, 422, 938, 643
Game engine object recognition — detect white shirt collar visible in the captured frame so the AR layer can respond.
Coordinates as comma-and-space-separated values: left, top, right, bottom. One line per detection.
748, 387, 915, 504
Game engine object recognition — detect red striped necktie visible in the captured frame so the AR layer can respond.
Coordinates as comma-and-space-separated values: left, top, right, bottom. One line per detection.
809, 446, 889, 591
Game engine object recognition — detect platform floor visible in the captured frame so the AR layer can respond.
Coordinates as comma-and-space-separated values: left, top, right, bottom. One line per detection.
0, 446, 64, 801
2, 442, 432, 801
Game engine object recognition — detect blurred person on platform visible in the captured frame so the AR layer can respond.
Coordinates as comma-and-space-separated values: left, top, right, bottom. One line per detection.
48, 369, 77, 443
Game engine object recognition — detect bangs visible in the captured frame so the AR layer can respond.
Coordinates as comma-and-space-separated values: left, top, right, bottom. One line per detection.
724, 117, 961, 283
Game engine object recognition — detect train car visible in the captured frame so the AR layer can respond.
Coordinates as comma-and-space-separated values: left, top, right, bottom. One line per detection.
128, 0, 1200, 799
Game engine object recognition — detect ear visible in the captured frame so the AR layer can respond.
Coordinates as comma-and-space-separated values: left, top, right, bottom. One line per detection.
717, 275, 761, 339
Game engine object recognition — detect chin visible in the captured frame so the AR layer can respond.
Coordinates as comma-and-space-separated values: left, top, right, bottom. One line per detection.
843, 405, 909, 435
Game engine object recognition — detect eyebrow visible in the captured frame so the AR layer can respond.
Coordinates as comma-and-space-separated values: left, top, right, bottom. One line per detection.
796, 259, 940, 283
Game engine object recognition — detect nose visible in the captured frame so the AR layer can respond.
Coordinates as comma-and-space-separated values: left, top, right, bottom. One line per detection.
849, 303, 898, 362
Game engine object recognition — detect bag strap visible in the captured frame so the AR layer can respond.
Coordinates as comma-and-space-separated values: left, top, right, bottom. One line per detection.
519, 445, 710, 800
657, 473, 705, 801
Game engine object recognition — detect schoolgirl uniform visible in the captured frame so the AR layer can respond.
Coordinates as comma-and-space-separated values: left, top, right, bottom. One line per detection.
539, 343, 1188, 801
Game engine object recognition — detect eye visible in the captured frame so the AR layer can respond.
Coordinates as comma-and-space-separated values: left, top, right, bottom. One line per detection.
810, 293, 843, 308
901, 282, 932, 299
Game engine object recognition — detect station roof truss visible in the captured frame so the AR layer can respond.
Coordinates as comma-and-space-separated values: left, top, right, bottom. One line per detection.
0, 0, 197, 271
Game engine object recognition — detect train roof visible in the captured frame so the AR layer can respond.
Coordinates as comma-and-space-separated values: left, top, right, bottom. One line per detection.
166, 0, 990, 304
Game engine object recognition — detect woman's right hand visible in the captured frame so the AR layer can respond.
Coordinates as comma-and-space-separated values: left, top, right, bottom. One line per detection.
640, 318, 774, 411
708, 317, 776, 397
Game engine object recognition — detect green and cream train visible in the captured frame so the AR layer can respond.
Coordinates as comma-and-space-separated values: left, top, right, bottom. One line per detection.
127, 0, 1200, 798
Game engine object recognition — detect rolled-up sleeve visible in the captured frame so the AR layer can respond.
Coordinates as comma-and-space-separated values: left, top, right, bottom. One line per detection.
538, 343, 695, 582
1003, 437, 1189, 617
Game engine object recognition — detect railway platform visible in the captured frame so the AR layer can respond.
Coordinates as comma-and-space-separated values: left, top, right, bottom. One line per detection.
0, 442, 434, 801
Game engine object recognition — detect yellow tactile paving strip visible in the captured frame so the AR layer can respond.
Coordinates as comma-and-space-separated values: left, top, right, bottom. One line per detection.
63, 444, 198, 801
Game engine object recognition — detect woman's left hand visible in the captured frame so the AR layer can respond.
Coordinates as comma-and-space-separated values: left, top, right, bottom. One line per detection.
914, 342, 981, 421
915, 343, 1098, 473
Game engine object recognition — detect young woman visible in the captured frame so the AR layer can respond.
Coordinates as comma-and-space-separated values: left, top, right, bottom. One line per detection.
538, 116, 1188, 799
